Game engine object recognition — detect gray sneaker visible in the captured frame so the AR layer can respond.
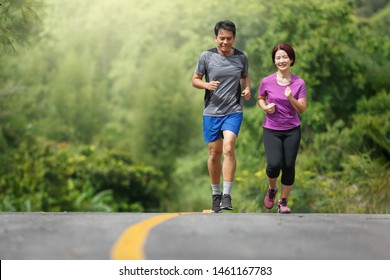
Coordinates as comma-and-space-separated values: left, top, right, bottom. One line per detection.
221, 194, 233, 210
211, 194, 222, 213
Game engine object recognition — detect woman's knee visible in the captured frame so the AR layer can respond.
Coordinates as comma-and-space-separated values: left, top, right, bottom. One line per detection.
266, 162, 281, 178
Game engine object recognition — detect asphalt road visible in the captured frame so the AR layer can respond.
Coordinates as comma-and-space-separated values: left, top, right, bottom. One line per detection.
0, 212, 389, 260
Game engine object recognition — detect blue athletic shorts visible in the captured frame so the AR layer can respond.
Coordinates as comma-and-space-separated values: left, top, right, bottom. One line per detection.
203, 112, 243, 143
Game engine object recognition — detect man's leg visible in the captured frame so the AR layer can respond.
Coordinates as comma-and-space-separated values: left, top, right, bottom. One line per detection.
221, 130, 237, 182
220, 130, 237, 210
208, 139, 223, 185
208, 139, 223, 212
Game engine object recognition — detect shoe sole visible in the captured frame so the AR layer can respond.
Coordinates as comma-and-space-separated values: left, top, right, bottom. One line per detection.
211, 206, 223, 213
221, 206, 233, 210
277, 210, 291, 214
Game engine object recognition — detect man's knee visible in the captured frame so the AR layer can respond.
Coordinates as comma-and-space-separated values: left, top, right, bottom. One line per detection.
209, 149, 222, 162
223, 142, 235, 158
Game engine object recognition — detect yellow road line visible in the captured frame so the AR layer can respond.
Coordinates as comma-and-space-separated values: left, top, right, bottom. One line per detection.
111, 213, 192, 260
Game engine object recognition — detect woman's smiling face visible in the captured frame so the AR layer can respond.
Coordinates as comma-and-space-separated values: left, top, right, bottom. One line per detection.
274, 49, 293, 71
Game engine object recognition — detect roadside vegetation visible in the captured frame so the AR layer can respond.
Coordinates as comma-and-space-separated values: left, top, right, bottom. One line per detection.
0, 0, 388, 213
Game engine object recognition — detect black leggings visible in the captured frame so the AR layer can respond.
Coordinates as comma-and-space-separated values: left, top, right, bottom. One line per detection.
263, 126, 301, 186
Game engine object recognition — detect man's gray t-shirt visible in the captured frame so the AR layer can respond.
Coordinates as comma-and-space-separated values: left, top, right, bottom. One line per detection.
195, 48, 249, 116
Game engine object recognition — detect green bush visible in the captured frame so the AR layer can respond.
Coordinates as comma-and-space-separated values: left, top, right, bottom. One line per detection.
0, 140, 167, 212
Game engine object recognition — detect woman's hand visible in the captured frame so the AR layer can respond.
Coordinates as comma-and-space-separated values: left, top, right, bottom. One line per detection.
284, 86, 307, 114
284, 86, 293, 100
264, 103, 275, 114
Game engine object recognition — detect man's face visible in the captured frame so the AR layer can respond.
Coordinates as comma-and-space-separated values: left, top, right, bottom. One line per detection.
214, 29, 235, 55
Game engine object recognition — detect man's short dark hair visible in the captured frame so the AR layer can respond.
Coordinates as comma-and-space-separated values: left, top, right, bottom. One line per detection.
214, 20, 236, 36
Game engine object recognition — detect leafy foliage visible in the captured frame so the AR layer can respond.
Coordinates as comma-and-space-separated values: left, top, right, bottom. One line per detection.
0, 0, 45, 52
0, 0, 389, 213
0, 140, 166, 212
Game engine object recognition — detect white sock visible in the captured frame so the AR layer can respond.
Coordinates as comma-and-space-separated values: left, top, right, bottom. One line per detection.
212, 184, 221, 195
223, 181, 233, 195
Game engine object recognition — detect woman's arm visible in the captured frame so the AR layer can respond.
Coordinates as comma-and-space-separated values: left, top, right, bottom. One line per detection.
285, 87, 307, 114
258, 95, 275, 114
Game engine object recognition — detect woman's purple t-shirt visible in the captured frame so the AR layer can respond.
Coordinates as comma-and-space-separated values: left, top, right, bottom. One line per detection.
258, 73, 306, 130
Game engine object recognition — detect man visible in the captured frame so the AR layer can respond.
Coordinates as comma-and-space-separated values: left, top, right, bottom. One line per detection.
192, 20, 251, 213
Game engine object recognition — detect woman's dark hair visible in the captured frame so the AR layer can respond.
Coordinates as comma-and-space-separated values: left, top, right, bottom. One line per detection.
272, 43, 296, 66
214, 20, 236, 36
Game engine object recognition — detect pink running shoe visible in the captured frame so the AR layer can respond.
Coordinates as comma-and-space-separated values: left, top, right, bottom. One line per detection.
277, 199, 291, 214
264, 188, 278, 209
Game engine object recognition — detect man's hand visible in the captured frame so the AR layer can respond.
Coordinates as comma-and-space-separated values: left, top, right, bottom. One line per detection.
208, 81, 220, 91
241, 88, 251, 101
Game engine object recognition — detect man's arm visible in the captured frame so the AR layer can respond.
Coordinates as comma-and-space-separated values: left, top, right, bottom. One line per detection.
192, 72, 220, 91
240, 76, 251, 101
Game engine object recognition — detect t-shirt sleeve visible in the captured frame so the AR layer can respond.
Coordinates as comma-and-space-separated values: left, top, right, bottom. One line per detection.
258, 79, 267, 98
298, 80, 307, 99
241, 54, 249, 78
194, 51, 207, 75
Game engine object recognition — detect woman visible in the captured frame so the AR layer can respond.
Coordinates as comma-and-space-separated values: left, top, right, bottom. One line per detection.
257, 43, 307, 213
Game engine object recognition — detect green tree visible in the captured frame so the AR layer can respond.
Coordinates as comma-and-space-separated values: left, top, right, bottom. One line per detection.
44, 50, 110, 143
0, 0, 45, 151
0, 0, 45, 52
355, 0, 389, 17
296, 91, 390, 213
246, 0, 389, 133
1, 0, 389, 213
130, 47, 200, 176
